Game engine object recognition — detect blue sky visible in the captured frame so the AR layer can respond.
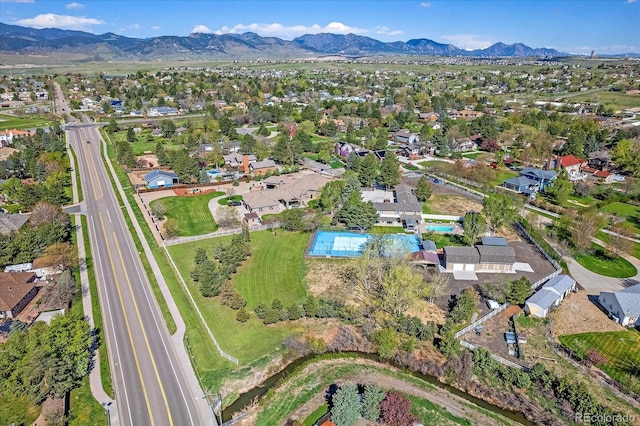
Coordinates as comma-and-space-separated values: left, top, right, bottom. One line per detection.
1, 0, 638, 54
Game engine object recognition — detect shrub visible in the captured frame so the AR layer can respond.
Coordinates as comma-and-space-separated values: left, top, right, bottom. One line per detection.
236, 308, 250, 323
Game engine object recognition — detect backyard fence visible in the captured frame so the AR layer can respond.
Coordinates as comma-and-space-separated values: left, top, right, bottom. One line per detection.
163, 245, 239, 365
460, 340, 529, 371
513, 222, 562, 272
454, 302, 510, 339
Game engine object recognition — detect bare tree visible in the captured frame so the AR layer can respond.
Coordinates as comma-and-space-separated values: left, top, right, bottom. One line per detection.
571, 209, 603, 253
217, 206, 241, 228
42, 269, 77, 308
426, 271, 449, 305
150, 200, 167, 219
608, 224, 636, 258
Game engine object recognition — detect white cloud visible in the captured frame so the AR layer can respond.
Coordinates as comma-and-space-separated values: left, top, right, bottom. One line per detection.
0, 0, 35, 3
213, 21, 366, 39
191, 24, 214, 34
120, 24, 140, 31
627, 0, 636, 3
441, 34, 496, 50
373, 26, 403, 37
65, 2, 84, 9
151, 26, 161, 31
15, 13, 104, 31
419, 2, 432, 7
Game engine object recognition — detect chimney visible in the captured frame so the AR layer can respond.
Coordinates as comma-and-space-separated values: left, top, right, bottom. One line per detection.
242, 154, 249, 173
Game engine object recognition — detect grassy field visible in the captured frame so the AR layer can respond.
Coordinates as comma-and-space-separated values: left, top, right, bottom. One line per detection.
0, 113, 52, 130
575, 246, 637, 278
110, 131, 183, 155
0, 395, 41, 426
166, 230, 309, 375
150, 191, 224, 236
559, 329, 640, 394
408, 394, 472, 426
565, 90, 640, 110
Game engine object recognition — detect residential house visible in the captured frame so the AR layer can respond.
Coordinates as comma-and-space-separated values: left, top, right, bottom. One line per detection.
335, 142, 370, 158
443, 244, 516, 272
223, 153, 256, 172
143, 170, 179, 189
449, 137, 478, 153
148, 106, 179, 117
525, 275, 576, 318
249, 159, 277, 176
242, 173, 331, 215
503, 167, 558, 196
0, 272, 38, 319
588, 151, 611, 171
0, 129, 34, 146
0, 212, 29, 235
393, 131, 420, 145
371, 183, 422, 229
198, 143, 215, 158
449, 109, 483, 120
548, 155, 586, 181
598, 284, 640, 327
419, 112, 439, 122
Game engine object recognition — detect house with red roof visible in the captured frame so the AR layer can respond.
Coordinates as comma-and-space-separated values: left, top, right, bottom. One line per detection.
0, 129, 34, 147
547, 155, 586, 181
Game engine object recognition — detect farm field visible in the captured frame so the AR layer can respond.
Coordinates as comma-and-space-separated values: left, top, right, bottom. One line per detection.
559, 329, 640, 394
166, 231, 310, 370
150, 191, 224, 236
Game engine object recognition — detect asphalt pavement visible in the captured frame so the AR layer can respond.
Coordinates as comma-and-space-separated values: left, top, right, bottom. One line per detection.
66, 118, 210, 425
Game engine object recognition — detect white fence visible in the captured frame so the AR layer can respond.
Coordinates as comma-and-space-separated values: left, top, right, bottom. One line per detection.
454, 302, 510, 339
460, 340, 528, 371
422, 214, 464, 222
163, 223, 277, 246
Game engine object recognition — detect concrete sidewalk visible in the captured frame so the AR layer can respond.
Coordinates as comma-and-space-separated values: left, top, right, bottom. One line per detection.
67, 144, 119, 425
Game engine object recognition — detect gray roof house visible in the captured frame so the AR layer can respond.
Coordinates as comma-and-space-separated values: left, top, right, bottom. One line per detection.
0, 212, 29, 235
444, 244, 517, 273
444, 246, 480, 267
598, 284, 640, 327
525, 275, 576, 318
372, 183, 422, 229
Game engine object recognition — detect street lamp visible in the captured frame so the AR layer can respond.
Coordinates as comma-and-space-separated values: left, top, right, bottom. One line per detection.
101, 402, 112, 426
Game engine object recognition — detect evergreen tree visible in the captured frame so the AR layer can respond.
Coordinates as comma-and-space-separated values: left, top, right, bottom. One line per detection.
331, 383, 360, 426
336, 191, 379, 229
414, 176, 432, 202
505, 277, 532, 305
378, 151, 400, 189
358, 153, 378, 187
361, 384, 385, 421
126, 127, 136, 143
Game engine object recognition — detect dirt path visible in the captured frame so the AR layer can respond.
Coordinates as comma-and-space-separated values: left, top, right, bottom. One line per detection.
248, 358, 512, 426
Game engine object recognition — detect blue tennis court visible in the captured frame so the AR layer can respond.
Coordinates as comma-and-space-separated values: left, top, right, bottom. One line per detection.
308, 230, 421, 257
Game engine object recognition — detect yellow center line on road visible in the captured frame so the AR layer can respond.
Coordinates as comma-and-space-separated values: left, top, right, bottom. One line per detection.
81, 130, 103, 200
98, 212, 156, 426
112, 231, 174, 426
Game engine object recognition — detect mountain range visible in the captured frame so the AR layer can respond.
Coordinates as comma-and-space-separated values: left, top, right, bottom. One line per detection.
0, 22, 570, 60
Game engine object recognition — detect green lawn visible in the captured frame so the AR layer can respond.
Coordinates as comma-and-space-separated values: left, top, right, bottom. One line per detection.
461, 152, 483, 160
110, 131, 183, 155
423, 232, 466, 248
575, 245, 637, 278
489, 170, 519, 187
68, 376, 108, 426
370, 225, 407, 234
150, 191, 224, 236
303, 404, 329, 426
217, 195, 243, 205
0, 113, 52, 130
0, 395, 41, 426
596, 231, 640, 260
330, 160, 344, 169
559, 329, 640, 394
166, 230, 309, 368
600, 202, 640, 218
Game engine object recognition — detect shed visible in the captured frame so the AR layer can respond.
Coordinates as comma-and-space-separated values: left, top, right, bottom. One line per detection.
525, 275, 576, 318
144, 170, 178, 189
443, 246, 480, 271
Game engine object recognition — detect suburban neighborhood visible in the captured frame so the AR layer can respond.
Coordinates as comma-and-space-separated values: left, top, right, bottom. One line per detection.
0, 10, 639, 426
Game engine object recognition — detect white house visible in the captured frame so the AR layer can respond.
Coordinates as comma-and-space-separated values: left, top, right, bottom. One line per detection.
525, 275, 576, 318
598, 284, 640, 327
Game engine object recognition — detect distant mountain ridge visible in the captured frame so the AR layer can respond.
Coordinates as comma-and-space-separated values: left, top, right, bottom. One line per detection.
0, 22, 578, 59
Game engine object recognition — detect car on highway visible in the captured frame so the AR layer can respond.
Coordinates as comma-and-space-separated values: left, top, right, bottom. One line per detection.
86, 140, 90, 144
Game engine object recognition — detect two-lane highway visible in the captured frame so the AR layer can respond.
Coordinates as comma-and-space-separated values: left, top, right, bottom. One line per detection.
66, 122, 206, 425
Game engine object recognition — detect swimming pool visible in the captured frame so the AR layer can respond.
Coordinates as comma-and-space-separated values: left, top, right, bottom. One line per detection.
424, 225, 454, 233
208, 169, 221, 175
308, 231, 421, 257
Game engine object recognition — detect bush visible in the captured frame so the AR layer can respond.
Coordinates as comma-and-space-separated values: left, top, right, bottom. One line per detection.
236, 308, 250, 323
287, 304, 303, 321
372, 328, 399, 359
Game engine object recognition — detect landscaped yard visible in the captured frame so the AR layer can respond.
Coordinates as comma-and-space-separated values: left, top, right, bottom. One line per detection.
150, 191, 224, 236
0, 395, 41, 426
218, 195, 243, 205
166, 231, 310, 372
559, 329, 640, 394
575, 245, 637, 278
